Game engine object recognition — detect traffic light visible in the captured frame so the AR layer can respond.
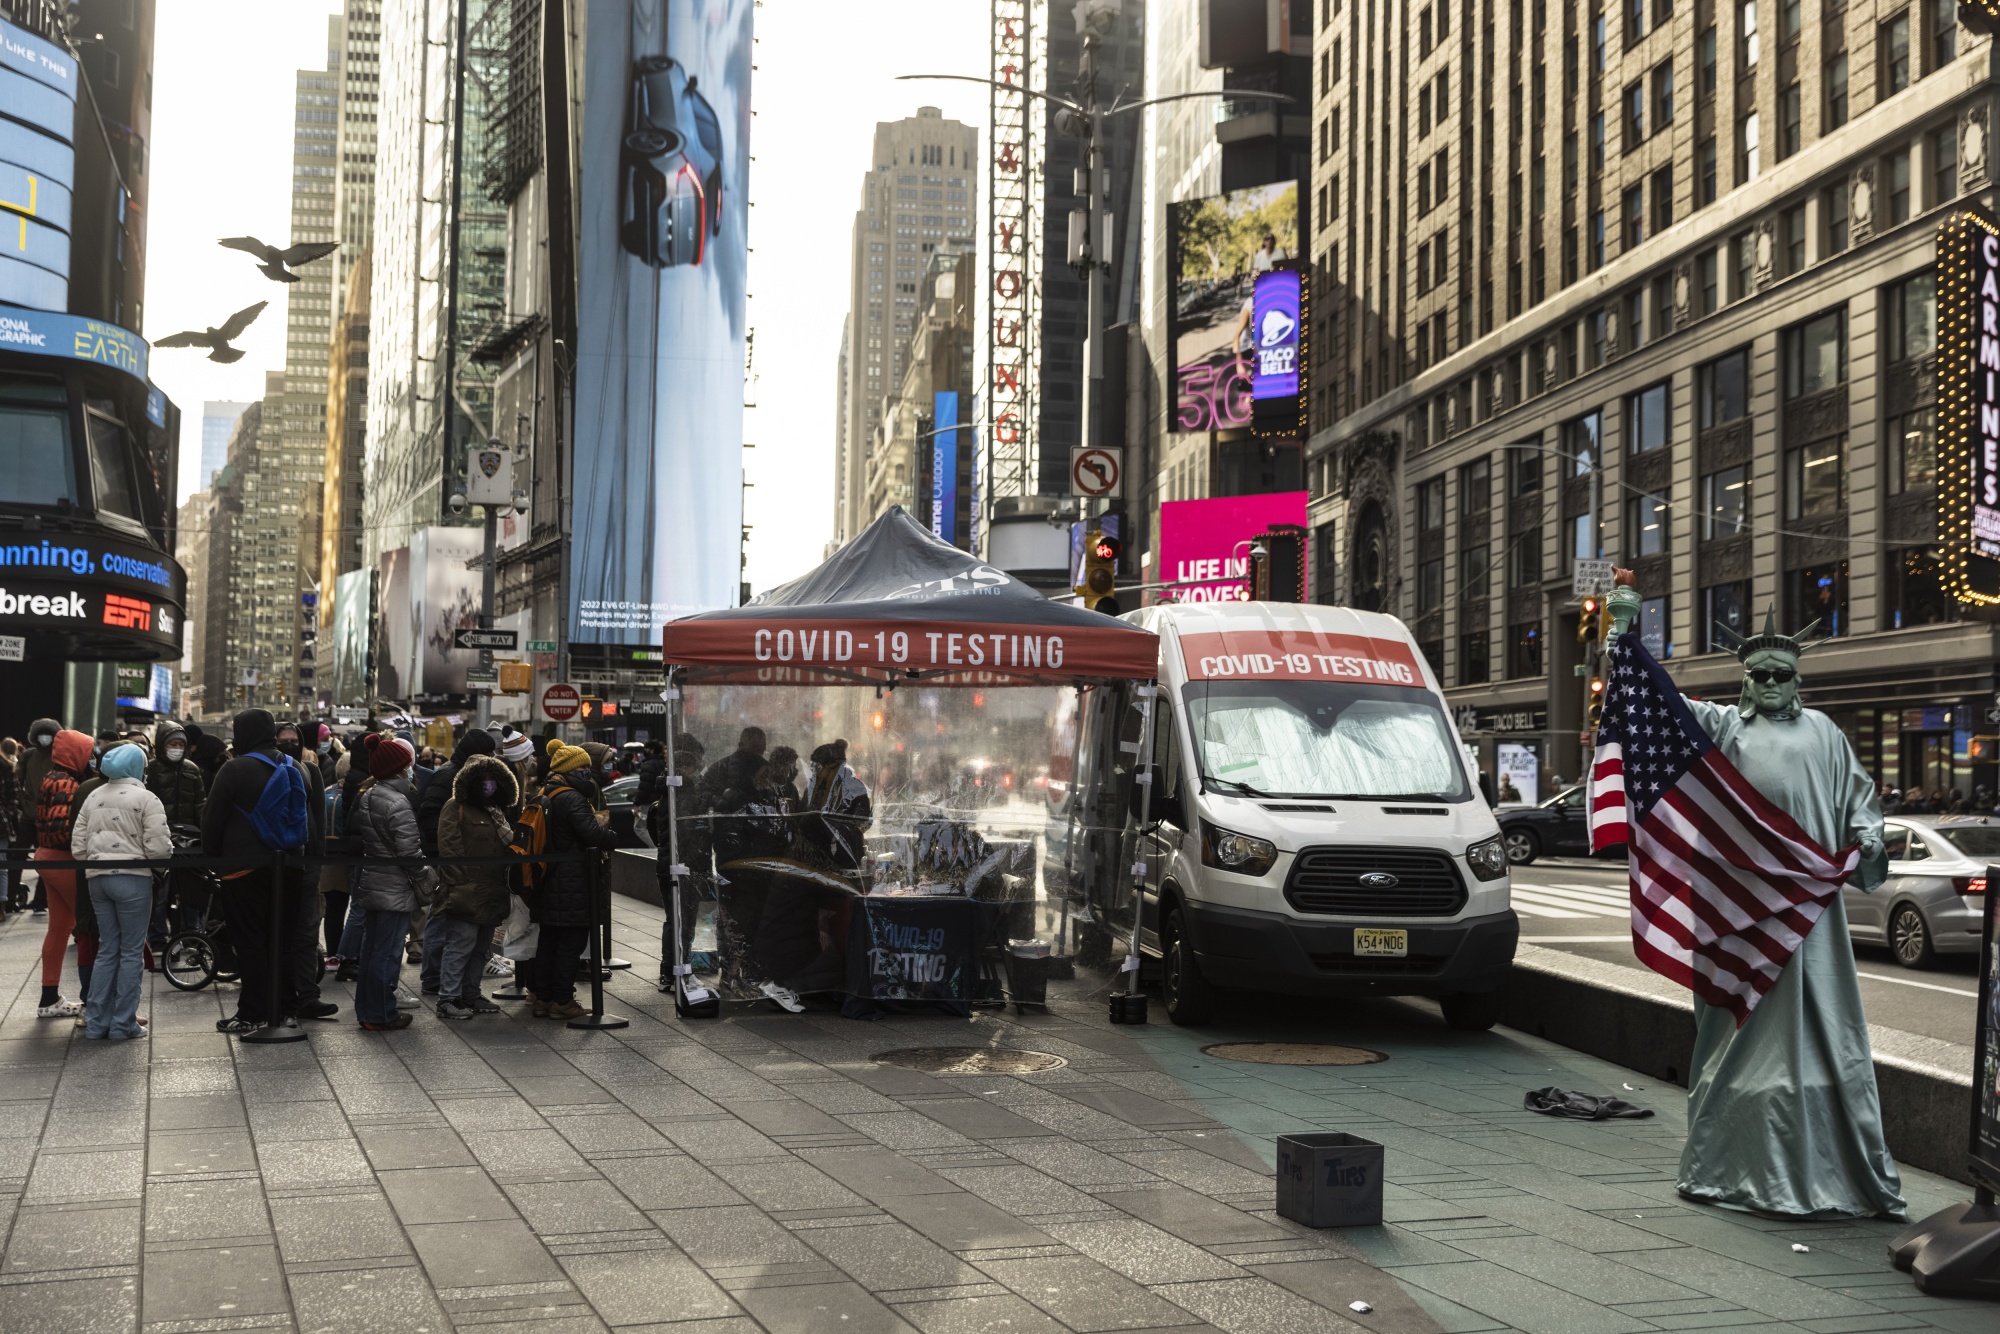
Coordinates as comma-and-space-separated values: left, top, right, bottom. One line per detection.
1076, 528, 1121, 614
1587, 674, 1606, 731
1577, 597, 1601, 643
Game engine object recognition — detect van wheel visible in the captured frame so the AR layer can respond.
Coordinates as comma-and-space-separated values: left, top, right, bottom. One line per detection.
1440, 990, 1500, 1032
1502, 830, 1539, 865
1161, 907, 1215, 1026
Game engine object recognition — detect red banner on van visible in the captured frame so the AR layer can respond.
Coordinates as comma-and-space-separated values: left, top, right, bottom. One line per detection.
1179, 629, 1424, 687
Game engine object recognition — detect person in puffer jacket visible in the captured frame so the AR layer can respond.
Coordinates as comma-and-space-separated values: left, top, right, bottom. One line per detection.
72, 745, 168, 1040
351, 734, 424, 1031
433, 755, 518, 1019
31, 730, 94, 1017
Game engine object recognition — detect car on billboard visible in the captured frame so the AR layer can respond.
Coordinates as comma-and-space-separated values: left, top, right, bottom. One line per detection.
620, 55, 723, 268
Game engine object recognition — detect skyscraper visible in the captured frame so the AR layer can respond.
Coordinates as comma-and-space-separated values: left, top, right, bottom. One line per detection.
833, 108, 980, 547
200, 401, 251, 490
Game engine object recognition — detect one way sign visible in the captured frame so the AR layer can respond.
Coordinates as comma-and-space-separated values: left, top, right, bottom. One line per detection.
452, 627, 518, 651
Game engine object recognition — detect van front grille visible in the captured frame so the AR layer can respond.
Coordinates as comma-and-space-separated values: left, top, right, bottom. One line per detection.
1284, 847, 1467, 917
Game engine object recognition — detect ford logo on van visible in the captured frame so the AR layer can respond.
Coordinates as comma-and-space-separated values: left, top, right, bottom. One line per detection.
1358, 872, 1400, 889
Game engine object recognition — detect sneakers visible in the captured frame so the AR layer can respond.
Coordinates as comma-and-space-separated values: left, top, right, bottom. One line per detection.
37, 998, 81, 1019
436, 999, 475, 1021
323, 955, 342, 971
360, 1012, 413, 1032
216, 1015, 259, 1034
484, 955, 514, 976
458, 995, 501, 1014
395, 990, 419, 1010
531, 999, 551, 1018
759, 981, 804, 1013
297, 1001, 340, 1021
543, 999, 586, 1020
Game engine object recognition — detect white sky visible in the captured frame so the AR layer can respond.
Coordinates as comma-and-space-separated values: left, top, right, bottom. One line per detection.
145, 0, 990, 595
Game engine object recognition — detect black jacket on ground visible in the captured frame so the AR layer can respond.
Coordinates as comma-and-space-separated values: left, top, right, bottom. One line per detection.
200, 710, 325, 870
536, 771, 618, 927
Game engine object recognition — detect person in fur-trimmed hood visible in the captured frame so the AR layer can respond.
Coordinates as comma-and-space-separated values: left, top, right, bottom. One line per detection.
433, 754, 518, 1018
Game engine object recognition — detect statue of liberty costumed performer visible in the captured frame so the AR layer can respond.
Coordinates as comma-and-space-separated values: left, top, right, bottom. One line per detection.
1608, 574, 1904, 1220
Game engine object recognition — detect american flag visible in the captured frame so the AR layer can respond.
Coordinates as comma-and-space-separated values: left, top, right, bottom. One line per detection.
1588, 635, 1859, 1026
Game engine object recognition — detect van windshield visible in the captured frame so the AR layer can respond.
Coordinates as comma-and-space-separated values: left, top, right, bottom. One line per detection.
1180, 680, 1470, 802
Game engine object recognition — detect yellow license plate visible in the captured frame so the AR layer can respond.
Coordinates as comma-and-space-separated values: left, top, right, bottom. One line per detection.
1353, 928, 1408, 957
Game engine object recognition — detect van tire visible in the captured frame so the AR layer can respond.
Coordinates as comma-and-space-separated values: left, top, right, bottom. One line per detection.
1161, 907, 1216, 1026
1440, 990, 1500, 1032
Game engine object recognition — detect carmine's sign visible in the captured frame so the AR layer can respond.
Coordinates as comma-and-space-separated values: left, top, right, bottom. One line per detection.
1178, 629, 1424, 686
1938, 210, 2000, 602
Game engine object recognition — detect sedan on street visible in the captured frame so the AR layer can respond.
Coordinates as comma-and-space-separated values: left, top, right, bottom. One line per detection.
1844, 814, 1993, 968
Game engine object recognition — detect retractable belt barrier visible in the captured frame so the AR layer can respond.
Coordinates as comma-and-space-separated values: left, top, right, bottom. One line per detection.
5, 848, 619, 1037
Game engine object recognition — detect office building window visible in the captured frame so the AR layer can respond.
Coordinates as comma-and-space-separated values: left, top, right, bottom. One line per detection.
1732, 230, 1755, 300
1565, 411, 1602, 475
1654, 64, 1676, 129
1781, 0, 1801, 42
1652, 165, 1674, 234
1779, 84, 1801, 158
1460, 631, 1492, 685
1627, 0, 1646, 43
1460, 457, 1491, 516
1786, 436, 1847, 517
1588, 308, 1610, 366
1787, 561, 1848, 637
1886, 547, 1955, 628
1512, 442, 1543, 494
1704, 581, 1750, 651
1737, 112, 1761, 182
1507, 622, 1544, 679
1640, 596, 1670, 658
1628, 382, 1670, 452
1703, 467, 1750, 538
1934, 126, 1958, 202
1825, 53, 1848, 128
1822, 183, 1849, 255
1882, 13, 1910, 94
1888, 271, 1935, 360
1460, 541, 1492, 597
1594, 8, 1607, 70
1936, 0, 1959, 66
1419, 475, 1447, 530
1508, 530, 1545, 587
1698, 348, 1750, 427
1625, 82, 1646, 146
1698, 136, 1718, 204
1653, 272, 1675, 339
1699, 26, 1718, 96
1626, 290, 1646, 350
1740, 0, 1760, 67
1591, 211, 1607, 269
1417, 557, 1444, 613
1627, 492, 1671, 557
1570, 513, 1599, 567
1782, 202, 1807, 274
1886, 149, 1911, 224
1591, 112, 1606, 171
1888, 408, 1937, 493
1783, 308, 1846, 397
1698, 249, 1720, 314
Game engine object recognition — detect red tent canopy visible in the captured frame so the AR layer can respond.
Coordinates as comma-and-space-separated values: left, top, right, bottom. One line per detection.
662, 507, 1157, 685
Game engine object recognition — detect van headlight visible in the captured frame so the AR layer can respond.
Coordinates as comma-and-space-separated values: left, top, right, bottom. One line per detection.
1201, 821, 1278, 877
1466, 836, 1508, 882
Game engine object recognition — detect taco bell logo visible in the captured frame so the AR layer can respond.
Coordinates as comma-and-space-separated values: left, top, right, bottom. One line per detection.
1251, 269, 1300, 401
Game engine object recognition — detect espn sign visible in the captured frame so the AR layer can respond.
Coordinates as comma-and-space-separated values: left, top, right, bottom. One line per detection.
0, 587, 86, 618
103, 593, 152, 630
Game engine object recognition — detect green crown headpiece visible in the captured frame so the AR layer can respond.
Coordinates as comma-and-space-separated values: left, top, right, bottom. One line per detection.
1711, 606, 1828, 663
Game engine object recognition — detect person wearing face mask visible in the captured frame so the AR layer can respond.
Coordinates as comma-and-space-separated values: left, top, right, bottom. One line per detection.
31, 729, 94, 1016
19, 718, 62, 914
144, 722, 209, 954
433, 753, 518, 1018
311, 724, 341, 787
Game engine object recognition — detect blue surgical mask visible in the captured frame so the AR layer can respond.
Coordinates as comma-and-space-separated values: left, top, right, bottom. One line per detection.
317, 740, 332, 755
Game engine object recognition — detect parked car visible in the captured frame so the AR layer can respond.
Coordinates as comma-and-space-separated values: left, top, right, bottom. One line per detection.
1844, 814, 1993, 968
1497, 786, 1598, 864
601, 774, 645, 849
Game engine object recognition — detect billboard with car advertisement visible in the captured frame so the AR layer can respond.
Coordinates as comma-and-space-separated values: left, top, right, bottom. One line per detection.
1166, 182, 1298, 435
1155, 492, 1309, 604
328, 567, 373, 707
571, 0, 753, 644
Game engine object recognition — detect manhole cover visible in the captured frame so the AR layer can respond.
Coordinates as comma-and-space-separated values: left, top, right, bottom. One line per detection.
872, 1046, 1068, 1074
1200, 1042, 1387, 1067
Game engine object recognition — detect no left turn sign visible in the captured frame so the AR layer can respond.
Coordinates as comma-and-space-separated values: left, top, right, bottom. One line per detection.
1070, 446, 1124, 498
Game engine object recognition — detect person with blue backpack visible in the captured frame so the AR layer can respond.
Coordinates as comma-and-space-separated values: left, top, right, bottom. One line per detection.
200, 710, 324, 1035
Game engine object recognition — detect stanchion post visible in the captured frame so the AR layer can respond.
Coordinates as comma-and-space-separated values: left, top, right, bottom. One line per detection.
568, 849, 628, 1030
242, 849, 307, 1044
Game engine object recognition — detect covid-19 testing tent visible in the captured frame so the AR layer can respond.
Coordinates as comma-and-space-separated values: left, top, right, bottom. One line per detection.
656, 506, 1159, 1017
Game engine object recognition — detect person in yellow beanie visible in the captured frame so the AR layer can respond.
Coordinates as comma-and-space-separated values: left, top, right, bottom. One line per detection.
546, 745, 591, 776
526, 738, 619, 1018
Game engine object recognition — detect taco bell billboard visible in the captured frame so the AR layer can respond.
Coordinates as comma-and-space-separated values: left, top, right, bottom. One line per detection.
1250, 269, 1300, 401
571, 0, 753, 644
1156, 492, 1309, 603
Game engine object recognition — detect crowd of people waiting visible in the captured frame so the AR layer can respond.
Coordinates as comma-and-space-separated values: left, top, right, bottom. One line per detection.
0, 708, 625, 1039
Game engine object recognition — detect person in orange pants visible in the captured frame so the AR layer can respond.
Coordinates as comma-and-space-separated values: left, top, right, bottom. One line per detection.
30, 731, 95, 1018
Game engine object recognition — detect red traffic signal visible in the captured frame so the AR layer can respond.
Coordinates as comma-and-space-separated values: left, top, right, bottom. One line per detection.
1092, 533, 1122, 562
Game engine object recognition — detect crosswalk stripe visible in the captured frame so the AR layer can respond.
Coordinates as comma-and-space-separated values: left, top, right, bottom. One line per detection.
1510, 900, 1593, 920
1514, 883, 1629, 910
1511, 889, 1627, 919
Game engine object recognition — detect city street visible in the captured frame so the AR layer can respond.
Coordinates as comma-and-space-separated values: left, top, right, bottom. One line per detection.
1511, 859, 1982, 1054
0, 893, 1988, 1334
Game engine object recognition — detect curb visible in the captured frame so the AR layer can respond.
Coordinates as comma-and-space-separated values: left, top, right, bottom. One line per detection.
1497, 946, 1974, 1187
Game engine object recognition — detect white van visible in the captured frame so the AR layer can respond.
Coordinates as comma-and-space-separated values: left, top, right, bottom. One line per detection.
1045, 601, 1517, 1027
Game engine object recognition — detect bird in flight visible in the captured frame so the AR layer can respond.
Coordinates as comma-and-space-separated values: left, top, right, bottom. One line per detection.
218, 235, 339, 283
153, 302, 268, 363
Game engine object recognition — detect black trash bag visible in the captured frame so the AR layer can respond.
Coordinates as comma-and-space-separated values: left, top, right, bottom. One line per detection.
1523, 1086, 1655, 1120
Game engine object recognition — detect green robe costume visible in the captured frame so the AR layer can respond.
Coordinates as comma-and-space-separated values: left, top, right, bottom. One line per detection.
1677, 700, 1906, 1220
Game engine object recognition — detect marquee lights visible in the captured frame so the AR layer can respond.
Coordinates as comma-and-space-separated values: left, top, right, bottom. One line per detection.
1935, 210, 2000, 603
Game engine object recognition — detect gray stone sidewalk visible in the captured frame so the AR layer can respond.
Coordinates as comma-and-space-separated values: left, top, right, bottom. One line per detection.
0, 894, 1434, 1334
0, 891, 1986, 1334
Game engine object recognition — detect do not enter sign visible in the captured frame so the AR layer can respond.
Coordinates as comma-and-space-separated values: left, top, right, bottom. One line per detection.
541, 683, 581, 722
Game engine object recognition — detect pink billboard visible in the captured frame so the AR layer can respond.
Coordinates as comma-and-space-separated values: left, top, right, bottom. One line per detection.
1156, 492, 1309, 604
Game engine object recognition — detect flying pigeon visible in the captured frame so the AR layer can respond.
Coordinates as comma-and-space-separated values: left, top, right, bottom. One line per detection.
218, 235, 339, 283
153, 302, 268, 363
